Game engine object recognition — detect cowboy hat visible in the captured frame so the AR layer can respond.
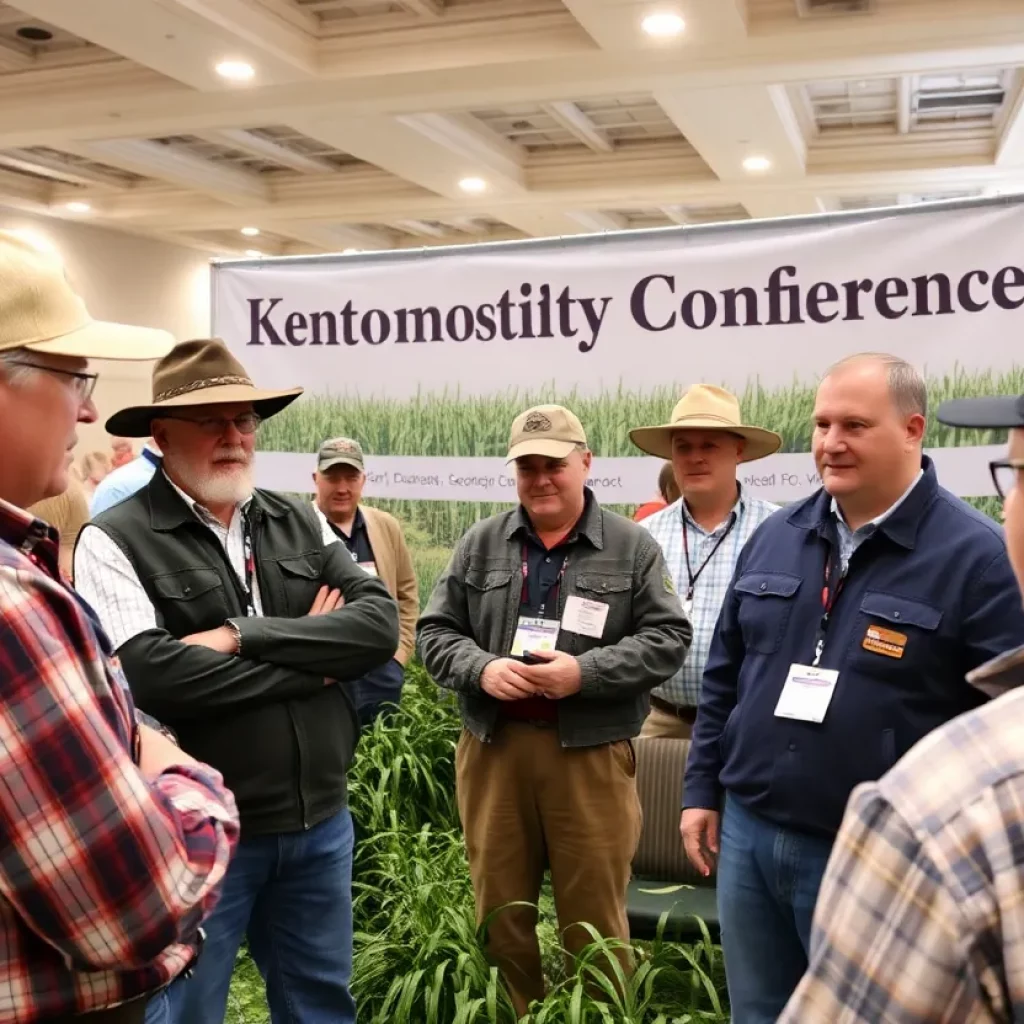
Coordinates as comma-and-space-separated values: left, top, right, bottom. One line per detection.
0, 230, 174, 361
105, 337, 303, 437
628, 384, 782, 463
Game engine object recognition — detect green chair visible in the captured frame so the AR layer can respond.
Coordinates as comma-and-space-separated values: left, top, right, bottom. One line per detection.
627, 736, 720, 943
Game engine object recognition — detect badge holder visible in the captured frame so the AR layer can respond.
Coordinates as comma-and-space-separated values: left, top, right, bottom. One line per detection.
511, 616, 560, 664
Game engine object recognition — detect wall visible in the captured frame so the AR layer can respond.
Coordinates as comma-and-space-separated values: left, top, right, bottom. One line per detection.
0, 209, 213, 457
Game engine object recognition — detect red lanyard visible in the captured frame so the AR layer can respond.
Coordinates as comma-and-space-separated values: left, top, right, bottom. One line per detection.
241, 514, 258, 617
814, 544, 847, 665
521, 543, 568, 619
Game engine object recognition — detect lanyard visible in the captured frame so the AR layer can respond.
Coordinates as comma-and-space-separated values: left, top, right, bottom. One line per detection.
812, 541, 846, 666
240, 514, 258, 617
521, 543, 568, 619
682, 511, 737, 602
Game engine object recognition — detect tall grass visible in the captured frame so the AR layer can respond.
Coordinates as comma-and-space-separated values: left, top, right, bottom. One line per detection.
228, 666, 731, 1023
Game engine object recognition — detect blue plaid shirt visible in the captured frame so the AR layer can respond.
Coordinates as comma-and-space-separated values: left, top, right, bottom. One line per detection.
640, 487, 778, 707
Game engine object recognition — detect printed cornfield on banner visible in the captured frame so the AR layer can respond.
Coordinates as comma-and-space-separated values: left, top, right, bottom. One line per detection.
212, 198, 1022, 601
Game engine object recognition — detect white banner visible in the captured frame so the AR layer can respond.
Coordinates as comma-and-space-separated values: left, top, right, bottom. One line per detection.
214, 199, 1023, 506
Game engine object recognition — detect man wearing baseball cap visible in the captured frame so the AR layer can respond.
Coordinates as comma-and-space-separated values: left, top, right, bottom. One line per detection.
0, 230, 240, 1023
312, 436, 418, 727
780, 391, 1024, 1023
418, 404, 690, 1016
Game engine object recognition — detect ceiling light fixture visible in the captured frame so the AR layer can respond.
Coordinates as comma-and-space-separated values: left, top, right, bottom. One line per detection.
641, 11, 685, 38
240, 226, 260, 237
742, 155, 772, 173
65, 201, 91, 213
458, 176, 487, 194
245, 249, 263, 258
215, 60, 255, 82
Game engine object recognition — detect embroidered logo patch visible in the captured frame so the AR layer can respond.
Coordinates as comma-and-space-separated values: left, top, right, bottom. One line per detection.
663, 572, 676, 595
523, 412, 552, 432
863, 624, 907, 659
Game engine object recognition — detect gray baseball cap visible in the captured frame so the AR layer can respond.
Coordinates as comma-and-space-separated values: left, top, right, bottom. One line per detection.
316, 436, 365, 472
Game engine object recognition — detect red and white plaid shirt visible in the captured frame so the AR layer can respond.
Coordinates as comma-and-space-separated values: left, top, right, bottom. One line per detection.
0, 497, 239, 1022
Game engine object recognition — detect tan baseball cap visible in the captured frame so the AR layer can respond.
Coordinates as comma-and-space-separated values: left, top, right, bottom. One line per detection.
0, 230, 175, 360
506, 404, 588, 463
317, 436, 365, 472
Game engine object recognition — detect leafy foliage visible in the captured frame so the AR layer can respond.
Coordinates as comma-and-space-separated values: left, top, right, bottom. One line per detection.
227, 666, 731, 1023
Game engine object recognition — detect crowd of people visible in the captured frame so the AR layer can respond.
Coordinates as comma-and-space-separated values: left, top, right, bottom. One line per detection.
4, 224, 1024, 1024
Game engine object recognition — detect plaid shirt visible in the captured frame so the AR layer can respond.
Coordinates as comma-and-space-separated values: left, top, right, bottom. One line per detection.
639, 488, 777, 707
0, 498, 239, 1022
780, 645, 1024, 1024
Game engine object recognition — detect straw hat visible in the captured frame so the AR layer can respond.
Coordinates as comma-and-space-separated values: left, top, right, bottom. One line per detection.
629, 384, 782, 463
0, 230, 174, 360
105, 337, 303, 437
506, 404, 587, 463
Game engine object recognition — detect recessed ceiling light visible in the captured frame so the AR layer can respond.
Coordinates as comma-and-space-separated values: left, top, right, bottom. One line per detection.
65, 201, 91, 213
742, 155, 772, 173
641, 11, 685, 38
16, 26, 53, 42
215, 60, 255, 82
245, 249, 263, 258
240, 226, 260, 237
458, 176, 487, 194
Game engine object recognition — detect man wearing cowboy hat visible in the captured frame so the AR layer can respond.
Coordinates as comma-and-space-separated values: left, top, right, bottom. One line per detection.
74, 338, 400, 1024
629, 384, 781, 739
680, 353, 1024, 1023
418, 404, 690, 1017
0, 232, 240, 1024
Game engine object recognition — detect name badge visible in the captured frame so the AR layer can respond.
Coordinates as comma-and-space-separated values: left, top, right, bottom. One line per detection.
774, 664, 839, 724
863, 624, 906, 659
681, 597, 694, 620
511, 617, 560, 658
561, 595, 609, 639
358, 561, 378, 577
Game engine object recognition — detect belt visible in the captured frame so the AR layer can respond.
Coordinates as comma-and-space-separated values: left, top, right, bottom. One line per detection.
650, 694, 697, 724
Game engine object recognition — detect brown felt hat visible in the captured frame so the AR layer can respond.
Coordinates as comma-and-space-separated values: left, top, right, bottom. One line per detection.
105, 337, 303, 437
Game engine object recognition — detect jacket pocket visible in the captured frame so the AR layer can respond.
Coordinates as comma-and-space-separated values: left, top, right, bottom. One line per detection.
573, 571, 633, 643
465, 567, 516, 641
733, 571, 802, 655
278, 552, 324, 616
854, 591, 943, 674
150, 567, 228, 634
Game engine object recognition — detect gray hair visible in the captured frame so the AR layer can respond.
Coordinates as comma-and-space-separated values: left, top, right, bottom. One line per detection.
825, 352, 927, 419
0, 349, 36, 386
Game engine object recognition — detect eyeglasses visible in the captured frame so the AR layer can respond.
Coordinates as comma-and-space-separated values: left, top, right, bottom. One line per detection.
6, 359, 98, 401
161, 412, 263, 436
990, 459, 1024, 499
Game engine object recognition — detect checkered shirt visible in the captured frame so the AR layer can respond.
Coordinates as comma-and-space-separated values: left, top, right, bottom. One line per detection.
0, 497, 239, 1021
639, 488, 778, 707
780, 645, 1024, 1024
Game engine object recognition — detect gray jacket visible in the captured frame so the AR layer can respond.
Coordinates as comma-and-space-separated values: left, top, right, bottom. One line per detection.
417, 494, 692, 747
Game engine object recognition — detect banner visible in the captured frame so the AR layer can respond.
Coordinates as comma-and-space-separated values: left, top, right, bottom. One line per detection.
212, 199, 1021, 553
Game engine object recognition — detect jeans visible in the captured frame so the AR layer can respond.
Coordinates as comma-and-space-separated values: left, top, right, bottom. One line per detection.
143, 988, 172, 1024
167, 807, 356, 1024
716, 793, 834, 1024
355, 658, 405, 730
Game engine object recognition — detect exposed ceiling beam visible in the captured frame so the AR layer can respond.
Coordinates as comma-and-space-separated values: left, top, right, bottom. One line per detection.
277, 222, 396, 251
0, 6, 1022, 146
58, 139, 271, 205
398, 0, 444, 17
0, 149, 123, 189
566, 210, 627, 232
390, 219, 446, 238
997, 75, 1024, 166
194, 129, 340, 174
897, 75, 913, 135
660, 205, 688, 225
541, 101, 611, 153
8, 0, 316, 89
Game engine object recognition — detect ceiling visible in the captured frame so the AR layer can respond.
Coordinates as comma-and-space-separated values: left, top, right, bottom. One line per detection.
0, 0, 1023, 257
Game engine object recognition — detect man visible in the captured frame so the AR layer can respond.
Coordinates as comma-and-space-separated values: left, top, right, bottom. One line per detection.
629, 384, 780, 738
28, 471, 90, 580
90, 439, 161, 515
312, 436, 418, 727
0, 230, 239, 1023
780, 392, 1024, 1023
74, 338, 400, 1024
680, 353, 1024, 1024
417, 404, 690, 1017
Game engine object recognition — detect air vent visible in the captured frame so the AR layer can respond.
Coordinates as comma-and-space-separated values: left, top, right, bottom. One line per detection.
796, 0, 874, 16
917, 88, 1006, 111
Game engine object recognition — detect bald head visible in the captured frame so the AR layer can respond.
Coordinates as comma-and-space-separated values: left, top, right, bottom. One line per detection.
824, 353, 927, 420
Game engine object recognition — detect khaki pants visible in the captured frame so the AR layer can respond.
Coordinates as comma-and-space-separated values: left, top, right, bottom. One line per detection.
456, 723, 642, 1017
639, 703, 694, 740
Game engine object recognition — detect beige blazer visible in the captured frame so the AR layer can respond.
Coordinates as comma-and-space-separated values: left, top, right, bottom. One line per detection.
355, 505, 419, 665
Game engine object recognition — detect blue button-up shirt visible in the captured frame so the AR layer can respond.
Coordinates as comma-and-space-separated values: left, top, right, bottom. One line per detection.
640, 487, 777, 707
685, 457, 1024, 838
89, 447, 160, 517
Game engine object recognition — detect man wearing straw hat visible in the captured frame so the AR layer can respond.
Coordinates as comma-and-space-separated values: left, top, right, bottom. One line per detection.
418, 404, 690, 1017
0, 231, 240, 1024
74, 338, 400, 1024
629, 384, 781, 740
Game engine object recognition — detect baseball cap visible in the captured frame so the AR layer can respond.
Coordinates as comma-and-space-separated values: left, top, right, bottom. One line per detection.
506, 404, 587, 463
317, 436, 365, 472
0, 230, 175, 360
937, 394, 1024, 429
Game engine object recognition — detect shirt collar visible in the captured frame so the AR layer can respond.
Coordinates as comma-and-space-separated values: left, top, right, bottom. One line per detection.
506, 487, 604, 549
163, 471, 252, 528
680, 482, 745, 533
0, 496, 59, 571
831, 468, 924, 534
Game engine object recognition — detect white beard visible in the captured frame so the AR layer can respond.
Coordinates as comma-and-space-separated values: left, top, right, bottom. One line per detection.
165, 449, 254, 508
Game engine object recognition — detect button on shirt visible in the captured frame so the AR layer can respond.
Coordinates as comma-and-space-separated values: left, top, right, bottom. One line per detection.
640, 488, 778, 708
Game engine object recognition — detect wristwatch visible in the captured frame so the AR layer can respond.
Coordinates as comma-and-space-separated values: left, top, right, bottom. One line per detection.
225, 618, 243, 656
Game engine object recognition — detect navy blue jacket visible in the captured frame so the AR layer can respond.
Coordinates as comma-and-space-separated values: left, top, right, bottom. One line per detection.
684, 457, 1024, 838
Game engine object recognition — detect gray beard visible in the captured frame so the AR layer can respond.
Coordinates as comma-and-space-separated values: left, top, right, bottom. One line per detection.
165, 454, 254, 508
